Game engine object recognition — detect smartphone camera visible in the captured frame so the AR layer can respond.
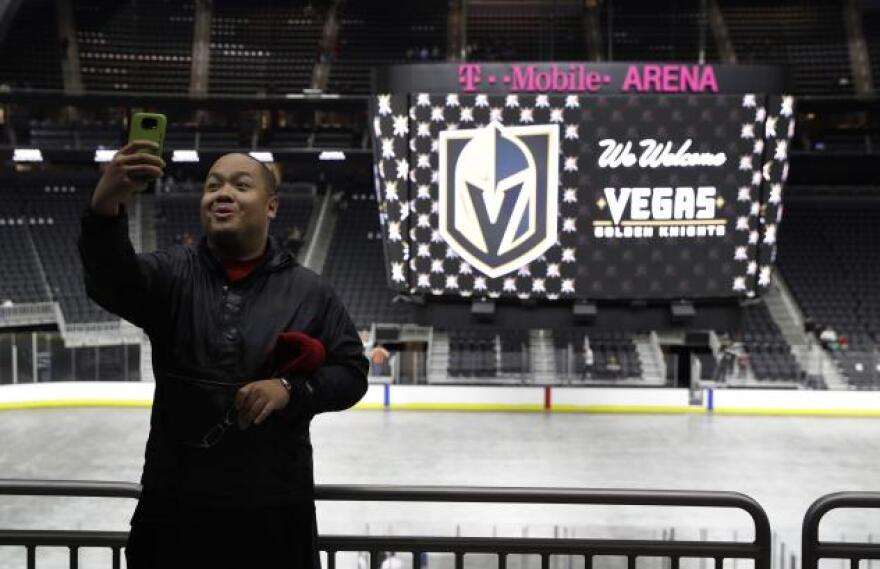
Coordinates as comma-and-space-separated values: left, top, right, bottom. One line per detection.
141, 117, 159, 130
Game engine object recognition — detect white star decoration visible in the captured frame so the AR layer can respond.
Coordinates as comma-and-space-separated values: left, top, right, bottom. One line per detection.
736, 216, 749, 231
430, 106, 444, 122
395, 159, 408, 180
741, 124, 754, 139
532, 279, 546, 293
733, 277, 746, 291
765, 116, 777, 137
564, 157, 578, 172
735, 246, 748, 260
416, 93, 431, 106
505, 94, 519, 108
392, 115, 408, 137
562, 248, 576, 262
759, 267, 771, 287
562, 217, 576, 232
431, 259, 444, 273
753, 140, 764, 155
490, 107, 503, 122
768, 184, 782, 205
774, 140, 788, 161
519, 108, 534, 123
546, 263, 560, 277
417, 154, 431, 169
385, 181, 399, 201
377, 94, 392, 115
747, 261, 757, 275
388, 221, 401, 241
458, 262, 472, 275
473, 277, 487, 291
417, 273, 430, 287
763, 225, 777, 244
417, 214, 430, 228
459, 107, 474, 123
445, 275, 459, 289
550, 108, 564, 123
561, 279, 574, 293
417, 244, 430, 257
565, 125, 579, 139
781, 96, 794, 117
391, 262, 404, 282
739, 155, 752, 170
445, 94, 459, 107
565, 95, 579, 108
748, 230, 759, 244
563, 188, 577, 203
742, 94, 756, 108
475, 94, 489, 107
416, 122, 431, 137
417, 185, 431, 199
503, 278, 517, 292
381, 138, 395, 159
738, 186, 751, 202
535, 95, 550, 108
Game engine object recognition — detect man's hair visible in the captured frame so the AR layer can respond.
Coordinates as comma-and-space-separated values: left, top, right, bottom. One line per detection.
243, 154, 278, 196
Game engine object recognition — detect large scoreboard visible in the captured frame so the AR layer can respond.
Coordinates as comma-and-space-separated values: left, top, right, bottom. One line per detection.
370, 63, 793, 303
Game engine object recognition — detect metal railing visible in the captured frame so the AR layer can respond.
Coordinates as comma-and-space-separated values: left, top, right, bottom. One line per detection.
0, 479, 772, 569
802, 492, 880, 569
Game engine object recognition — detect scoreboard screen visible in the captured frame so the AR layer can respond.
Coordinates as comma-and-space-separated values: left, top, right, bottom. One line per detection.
370, 63, 793, 301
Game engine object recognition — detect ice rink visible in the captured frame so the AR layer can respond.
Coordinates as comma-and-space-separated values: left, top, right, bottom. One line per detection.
1, 406, 879, 569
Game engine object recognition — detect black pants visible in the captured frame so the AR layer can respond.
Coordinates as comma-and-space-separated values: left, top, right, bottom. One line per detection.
125, 499, 320, 569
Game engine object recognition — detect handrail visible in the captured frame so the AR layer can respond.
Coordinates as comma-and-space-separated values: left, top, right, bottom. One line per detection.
802, 492, 880, 569
0, 479, 772, 569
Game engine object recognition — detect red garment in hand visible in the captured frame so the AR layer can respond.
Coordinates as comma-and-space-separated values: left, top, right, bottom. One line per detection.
275, 331, 326, 375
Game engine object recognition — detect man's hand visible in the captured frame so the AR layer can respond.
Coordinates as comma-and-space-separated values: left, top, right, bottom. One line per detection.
91, 141, 165, 216
234, 379, 291, 429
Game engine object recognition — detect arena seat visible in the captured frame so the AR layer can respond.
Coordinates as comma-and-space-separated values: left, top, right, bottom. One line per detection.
318, 193, 412, 329
776, 200, 880, 387
327, 0, 447, 95
737, 303, 803, 383
601, 0, 718, 62
74, 0, 194, 93
553, 329, 642, 381
0, 0, 64, 91
719, 0, 853, 95
466, 0, 585, 62
209, 0, 324, 96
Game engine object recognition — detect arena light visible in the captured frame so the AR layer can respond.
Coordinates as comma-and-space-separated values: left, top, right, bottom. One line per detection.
94, 149, 117, 163
318, 150, 346, 161
13, 148, 43, 162
248, 151, 274, 162
172, 150, 200, 163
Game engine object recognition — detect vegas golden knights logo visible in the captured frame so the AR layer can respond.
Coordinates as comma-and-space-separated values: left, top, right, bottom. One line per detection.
438, 123, 559, 278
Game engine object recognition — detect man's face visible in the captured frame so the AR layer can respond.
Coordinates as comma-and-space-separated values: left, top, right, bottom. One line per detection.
200, 154, 278, 243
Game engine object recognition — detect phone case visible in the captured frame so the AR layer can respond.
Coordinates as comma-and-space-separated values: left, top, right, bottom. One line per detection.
128, 112, 167, 155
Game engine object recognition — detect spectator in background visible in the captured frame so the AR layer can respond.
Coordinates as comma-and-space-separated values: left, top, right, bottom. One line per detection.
180, 231, 194, 247
606, 353, 621, 379
736, 350, 750, 379
581, 336, 594, 380
370, 344, 391, 377
285, 226, 304, 256
838, 334, 849, 351
820, 326, 838, 350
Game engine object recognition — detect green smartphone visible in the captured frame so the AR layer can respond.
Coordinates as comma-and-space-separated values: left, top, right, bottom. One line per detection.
128, 112, 167, 156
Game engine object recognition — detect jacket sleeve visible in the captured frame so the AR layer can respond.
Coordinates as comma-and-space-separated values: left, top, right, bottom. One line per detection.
78, 202, 175, 332
286, 284, 368, 416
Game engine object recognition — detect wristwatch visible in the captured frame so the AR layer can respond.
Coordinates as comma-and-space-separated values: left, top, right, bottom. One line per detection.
278, 377, 292, 393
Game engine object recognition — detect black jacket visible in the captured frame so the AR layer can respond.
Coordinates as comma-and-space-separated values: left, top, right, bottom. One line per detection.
78, 203, 369, 511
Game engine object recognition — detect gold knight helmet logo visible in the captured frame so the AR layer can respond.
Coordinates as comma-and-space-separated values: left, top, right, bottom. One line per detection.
439, 122, 559, 279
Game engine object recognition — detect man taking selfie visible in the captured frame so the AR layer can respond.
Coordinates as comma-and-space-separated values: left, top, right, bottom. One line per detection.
78, 140, 369, 568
